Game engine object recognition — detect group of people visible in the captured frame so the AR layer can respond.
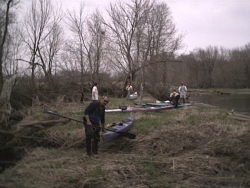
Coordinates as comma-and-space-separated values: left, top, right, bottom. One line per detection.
82, 81, 187, 157
83, 81, 133, 157
84, 81, 133, 157
170, 82, 188, 108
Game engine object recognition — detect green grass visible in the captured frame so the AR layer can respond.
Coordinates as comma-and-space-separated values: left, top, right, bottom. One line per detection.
190, 88, 250, 93
2, 94, 250, 188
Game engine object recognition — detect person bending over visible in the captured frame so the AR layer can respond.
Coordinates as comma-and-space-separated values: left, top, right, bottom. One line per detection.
83, 96, 109, 157
170, 92, 180, 108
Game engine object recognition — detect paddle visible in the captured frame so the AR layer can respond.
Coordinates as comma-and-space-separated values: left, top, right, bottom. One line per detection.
45, 110, 83, 123
44, 110, 136, 139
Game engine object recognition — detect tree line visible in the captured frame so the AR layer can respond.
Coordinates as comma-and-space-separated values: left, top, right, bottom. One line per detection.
0, 0, 249, 103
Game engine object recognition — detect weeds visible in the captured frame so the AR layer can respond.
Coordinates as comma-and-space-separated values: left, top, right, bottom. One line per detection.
1, 97, 250, 188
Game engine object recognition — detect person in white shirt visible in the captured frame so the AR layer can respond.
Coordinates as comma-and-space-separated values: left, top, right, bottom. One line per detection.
92, 83, 99, 101
178, 82, 187, 103
126, 82, 133, 99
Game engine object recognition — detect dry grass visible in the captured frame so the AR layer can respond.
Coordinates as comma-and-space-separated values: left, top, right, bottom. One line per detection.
1, 96, 250, 188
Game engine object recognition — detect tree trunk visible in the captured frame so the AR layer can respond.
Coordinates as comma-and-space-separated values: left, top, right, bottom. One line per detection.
0, 0, 13, 92
0, 74, 17, 127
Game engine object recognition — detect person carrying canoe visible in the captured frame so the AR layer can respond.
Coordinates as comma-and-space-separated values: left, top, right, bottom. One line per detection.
170, 91, 180, 108
83, 96, 109, 157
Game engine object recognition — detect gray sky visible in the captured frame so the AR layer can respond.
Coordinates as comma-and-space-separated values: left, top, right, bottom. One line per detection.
21, 0, 250, 54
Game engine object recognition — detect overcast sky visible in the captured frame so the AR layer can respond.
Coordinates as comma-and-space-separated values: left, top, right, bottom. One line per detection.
21, 0, 250, 54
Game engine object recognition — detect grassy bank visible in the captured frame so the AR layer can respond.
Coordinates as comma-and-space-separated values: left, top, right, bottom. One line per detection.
1, 95, 250, 188
189, 88, 250, 94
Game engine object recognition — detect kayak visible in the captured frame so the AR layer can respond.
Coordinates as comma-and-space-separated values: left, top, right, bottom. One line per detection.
105, 105, 174, 113
145, 102, 191, 108
102, 116, 134, 143
176, 103, 191, 108
143, 102, 172, 107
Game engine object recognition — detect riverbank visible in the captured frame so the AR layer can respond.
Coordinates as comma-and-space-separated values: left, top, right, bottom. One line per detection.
189, 88, 250, 94
0, 95, 250, 187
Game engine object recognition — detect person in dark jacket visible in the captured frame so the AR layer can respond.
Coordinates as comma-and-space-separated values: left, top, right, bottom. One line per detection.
83, 96, 109, 157
170, 91, 180, 108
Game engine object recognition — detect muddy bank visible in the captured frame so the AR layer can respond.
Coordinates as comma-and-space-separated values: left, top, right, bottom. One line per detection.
0, 147, 25, 173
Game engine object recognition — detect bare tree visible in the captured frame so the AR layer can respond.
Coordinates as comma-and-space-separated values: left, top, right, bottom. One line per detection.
66, 4, 107, 89
3, 25, 23, 76
0, 0, 19, 93
228, 45, 250, 88
210, 47, 230, 88
241, 44, 250, 88
191, 46, 219, 88
143, 2, 182, 91
65, 2, 88, 86
87, 10, 106, 83
180, 53, 200, 87
59, 41, 83, 72
37, 22, 64, 90
104, 0, 182, 98
180, 44, 250, 89
22, 0, 63, 93
105, 0, 153, 82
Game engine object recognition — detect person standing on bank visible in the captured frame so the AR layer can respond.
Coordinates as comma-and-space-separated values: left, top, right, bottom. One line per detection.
126, 82, 133, 99
178, 82, 187, 103
92, 83, 99, 101
83, 96, 109, 157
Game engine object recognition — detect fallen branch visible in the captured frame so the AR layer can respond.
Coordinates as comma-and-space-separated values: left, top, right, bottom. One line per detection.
0, 130, 45, 140
228, 112, 250, 122
228, 115, 250, 122
18, 119, 70, 127
0, 130, 15, 136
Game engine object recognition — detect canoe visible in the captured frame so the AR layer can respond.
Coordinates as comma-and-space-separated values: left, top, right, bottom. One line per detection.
102, 116, 134, 143
105, 105, 174, 113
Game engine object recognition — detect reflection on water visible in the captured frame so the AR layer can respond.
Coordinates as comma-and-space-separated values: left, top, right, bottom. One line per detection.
190, 93, 250, 116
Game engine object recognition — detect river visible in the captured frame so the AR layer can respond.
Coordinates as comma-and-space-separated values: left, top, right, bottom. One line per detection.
190, 93, 250, 116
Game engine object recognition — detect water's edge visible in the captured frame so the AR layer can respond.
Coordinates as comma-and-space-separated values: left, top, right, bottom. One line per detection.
190, 93, 250, 116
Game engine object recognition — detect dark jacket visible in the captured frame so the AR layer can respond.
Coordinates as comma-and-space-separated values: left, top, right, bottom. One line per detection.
83, 101, 105, 125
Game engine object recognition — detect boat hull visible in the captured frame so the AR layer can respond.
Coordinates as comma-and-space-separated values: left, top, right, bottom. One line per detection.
105, 105, 174, 113
143, 102, 172, 107
102, 116, 134, 143
176, 103, 191, 108
145, 102, 191, 108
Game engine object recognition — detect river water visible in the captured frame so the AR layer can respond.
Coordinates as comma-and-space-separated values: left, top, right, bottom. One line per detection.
190, 93, 250, 116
